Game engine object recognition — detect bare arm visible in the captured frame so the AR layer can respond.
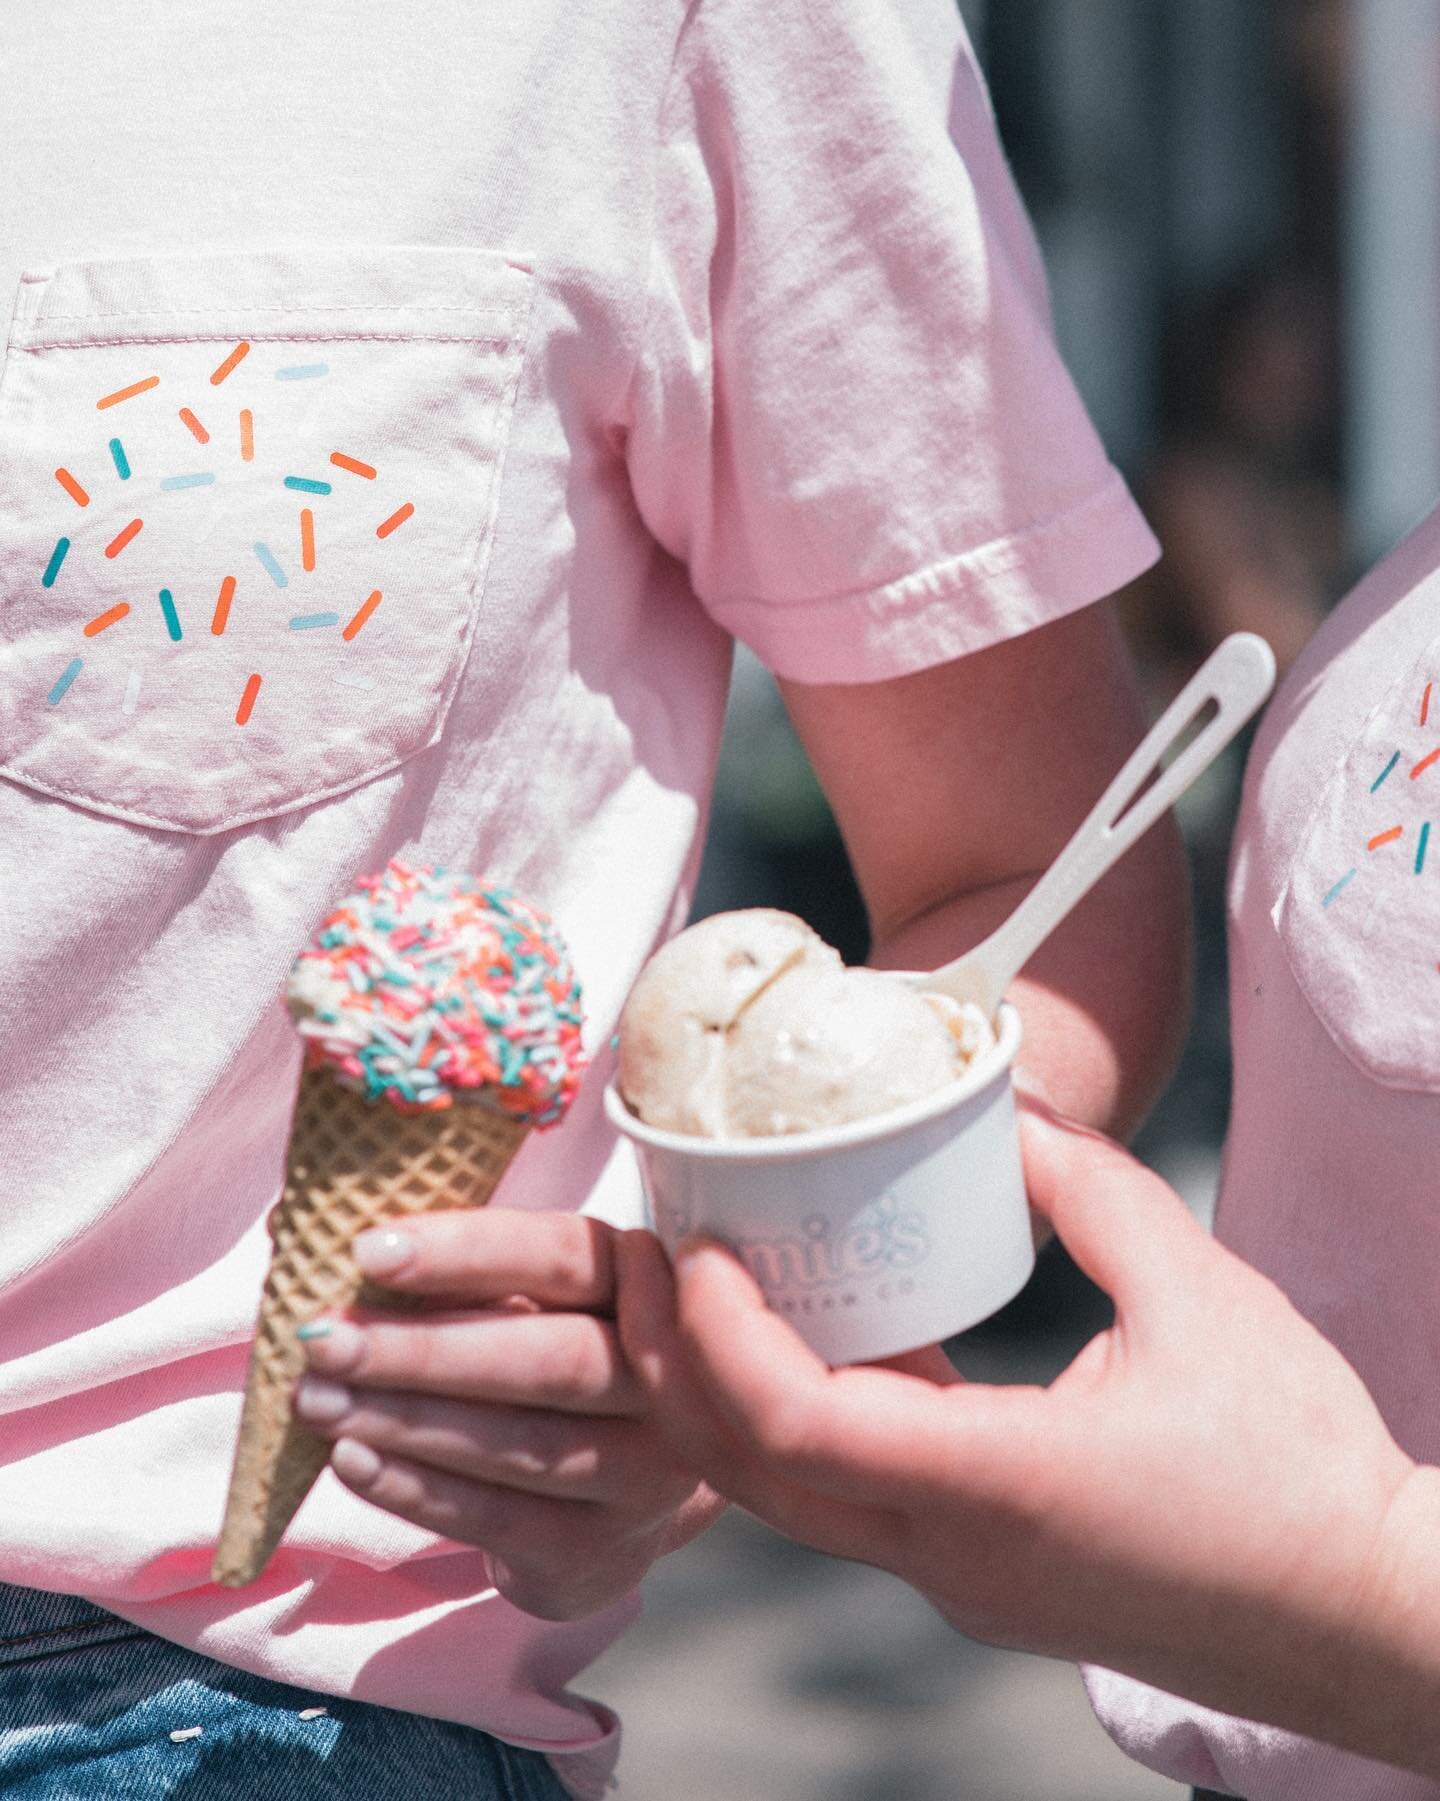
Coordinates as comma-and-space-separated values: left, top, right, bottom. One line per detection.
780, 599, 1191, 1138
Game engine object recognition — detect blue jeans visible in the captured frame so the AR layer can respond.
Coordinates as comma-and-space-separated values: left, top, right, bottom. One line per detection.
0, 1584, 569, 1799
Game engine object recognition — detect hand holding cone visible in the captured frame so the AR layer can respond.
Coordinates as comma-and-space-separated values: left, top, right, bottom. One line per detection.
212, 863, 586, 1587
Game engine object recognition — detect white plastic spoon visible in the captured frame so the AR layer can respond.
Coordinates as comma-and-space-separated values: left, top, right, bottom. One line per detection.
910, 631, 1277, 1018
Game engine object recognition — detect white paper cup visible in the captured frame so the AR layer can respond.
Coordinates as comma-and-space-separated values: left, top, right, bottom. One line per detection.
604, 1002, 1032, 1365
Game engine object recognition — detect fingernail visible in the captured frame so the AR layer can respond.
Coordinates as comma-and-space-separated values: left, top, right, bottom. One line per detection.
294, 1377, 352, 1425
352, 1229, 415, 1278
331, 1438, 382, 1487
299, 1319, 365, 1371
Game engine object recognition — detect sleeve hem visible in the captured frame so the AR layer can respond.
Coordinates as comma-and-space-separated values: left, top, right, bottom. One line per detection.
706, 471, 1161, 686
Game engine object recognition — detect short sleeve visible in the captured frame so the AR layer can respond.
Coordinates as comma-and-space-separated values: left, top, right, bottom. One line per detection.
624, 0, 1160, 684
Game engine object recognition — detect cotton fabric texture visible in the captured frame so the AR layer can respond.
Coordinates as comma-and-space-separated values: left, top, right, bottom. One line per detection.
1086, 503, 1440, 1798
0, 2, 1155, 1794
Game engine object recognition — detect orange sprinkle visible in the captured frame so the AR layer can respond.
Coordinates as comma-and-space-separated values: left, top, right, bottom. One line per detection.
211, 575, 237, 637
1412, 747, 1440, 780
1368, 826, 1404, 851
239, 409, 254, 462
331, 451, 378, 480
83, 601, 130, 637
376, 502, 414, 540
300, 508, 316, 573
55, 468, 90, 507
178, 407, 210, 444
1425, 683, 1435, 727
210, 342, 251, 386
104, 517, 144, 559
342, 588, 382, 640
97, 376, 159, 411
236, 672, 262, 726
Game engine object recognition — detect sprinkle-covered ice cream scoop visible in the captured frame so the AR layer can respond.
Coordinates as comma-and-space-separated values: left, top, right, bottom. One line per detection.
286, 861, 586, 1123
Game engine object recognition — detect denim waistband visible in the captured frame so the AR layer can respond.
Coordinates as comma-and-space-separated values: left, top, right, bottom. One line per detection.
0, 1584, 141, 1669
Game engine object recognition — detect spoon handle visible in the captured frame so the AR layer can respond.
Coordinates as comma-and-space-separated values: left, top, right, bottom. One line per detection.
933, 632, 1277, 1015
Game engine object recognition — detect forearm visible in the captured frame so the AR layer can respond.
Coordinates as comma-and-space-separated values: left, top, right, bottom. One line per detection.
869, 817, 1191, 1140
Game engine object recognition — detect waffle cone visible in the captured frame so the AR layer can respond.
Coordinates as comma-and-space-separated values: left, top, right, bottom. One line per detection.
212, 1066, 530, 1587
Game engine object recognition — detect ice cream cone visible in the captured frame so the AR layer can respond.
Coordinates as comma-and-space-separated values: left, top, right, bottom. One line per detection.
211, 863, 586, 1589
212, 1068, 529, 1587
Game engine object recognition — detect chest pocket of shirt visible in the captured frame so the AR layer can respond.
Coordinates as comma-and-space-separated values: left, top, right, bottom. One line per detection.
0, 247, 531, 833
1276, 586, 1440, 1089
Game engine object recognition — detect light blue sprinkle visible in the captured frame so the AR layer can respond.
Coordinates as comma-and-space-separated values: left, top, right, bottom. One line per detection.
1371, 752, 1401, 793
42, 538, 70, 588
160, 472, 216, 491
289, 612, 341, 630
275, 364, 329, 381
47, 658, 83, 705
284, 476, 333, 495
254, 543, 288, 588
1322, 868, 1358, 908
109, 439, 131, 480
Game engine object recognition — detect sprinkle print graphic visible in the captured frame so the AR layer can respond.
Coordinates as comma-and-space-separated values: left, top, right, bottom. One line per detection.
97, 376, 159, 410
1413, 747, 1440, 781
210, 342, 251, 386
32, 339, 416, 745
1371, 752, 1400, 793
158, 588, 183, 642
343, 588, 382, 640
47, 658, 83, 705
1368, 825, 1404, 852
84, 602, 130, 637
331, 451, 376, 480
254, 543, 288, 588
1423, 684, 1433, 727
105, 518, 144, 559
42, 538, 71, 587
211, 575, 237, 637
1322, 868, 1357, 907
1418, 823, 1432, 875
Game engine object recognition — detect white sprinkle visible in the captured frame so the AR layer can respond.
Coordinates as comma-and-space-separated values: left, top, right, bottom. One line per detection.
332, 671, 377, 692
298, 1706, 329, 1720
169, 1726, 204, 1743
122, 667, 142, 715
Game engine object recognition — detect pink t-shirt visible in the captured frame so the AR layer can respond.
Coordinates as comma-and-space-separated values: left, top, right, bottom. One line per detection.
0, 3, 1155, 1794
1088, 506, 1440, 1798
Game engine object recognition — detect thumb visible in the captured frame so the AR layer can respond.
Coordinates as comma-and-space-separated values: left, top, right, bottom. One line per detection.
1018, 1101, 1212, 1320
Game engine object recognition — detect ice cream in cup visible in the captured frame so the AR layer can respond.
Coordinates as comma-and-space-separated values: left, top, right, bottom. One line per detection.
605, 910, 1030, 1366
609, 637, 1282, 1364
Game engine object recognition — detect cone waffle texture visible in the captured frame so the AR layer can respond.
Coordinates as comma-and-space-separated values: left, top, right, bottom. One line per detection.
212, 1066, 530, 1587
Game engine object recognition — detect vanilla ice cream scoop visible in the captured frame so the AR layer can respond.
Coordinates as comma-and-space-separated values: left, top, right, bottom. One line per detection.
618, 909, 993, 1138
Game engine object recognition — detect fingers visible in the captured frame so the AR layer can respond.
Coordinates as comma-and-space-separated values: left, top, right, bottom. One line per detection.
301, 1308, 643, 1416
617, 1230, 910, 1560
322, 1439, 657, 1620
295, 1381, 682, 1509
661, 1236, 1027, 1506
1018, 1100, 1212, 1317
350, 1209, 618, 1313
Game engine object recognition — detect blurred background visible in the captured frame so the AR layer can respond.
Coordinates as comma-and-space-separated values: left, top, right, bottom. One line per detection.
591, 3, 1440, 1795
